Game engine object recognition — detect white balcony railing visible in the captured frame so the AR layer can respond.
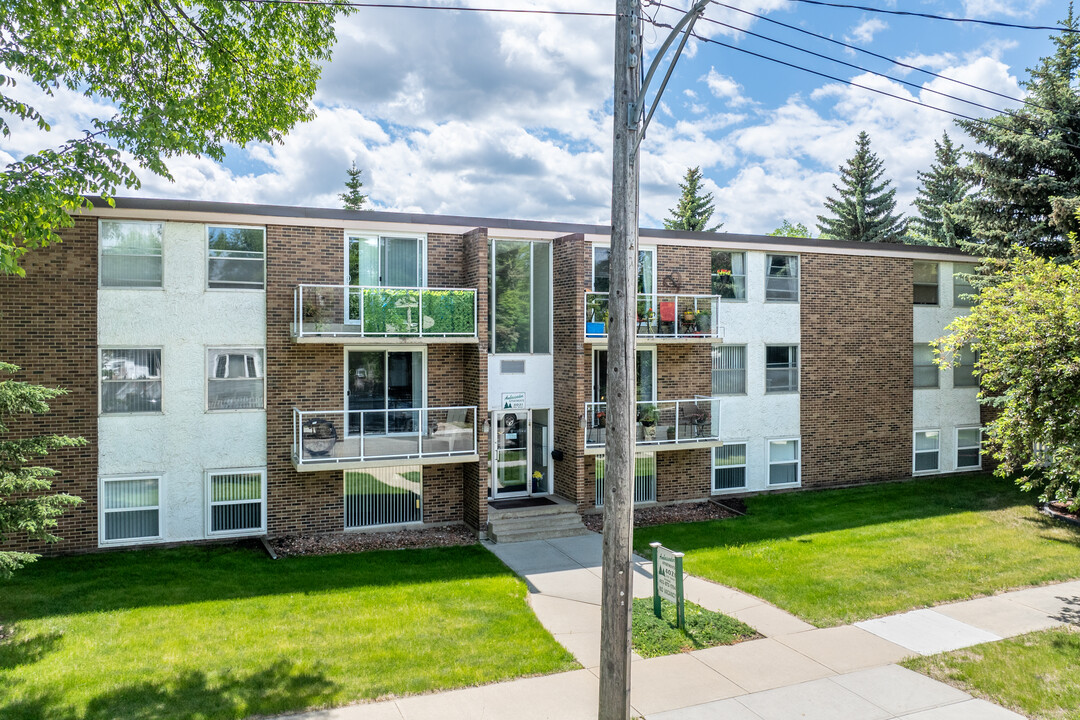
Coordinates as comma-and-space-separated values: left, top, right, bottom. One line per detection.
584, 397, 721, 449
292, 406, 478, 466
584, 292, 723, 340
292, 284, 477, 340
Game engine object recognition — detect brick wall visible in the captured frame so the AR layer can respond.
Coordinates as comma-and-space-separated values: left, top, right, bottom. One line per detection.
657, 449, 712, 502
460, 228, 489, 532
0, 217, 99, 552
553, 234, 589, 510
656, 245, 710, 295
800, 253, 913, 488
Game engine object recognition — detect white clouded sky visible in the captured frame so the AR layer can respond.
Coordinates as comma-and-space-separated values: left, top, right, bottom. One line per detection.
0, 0, 1069, 234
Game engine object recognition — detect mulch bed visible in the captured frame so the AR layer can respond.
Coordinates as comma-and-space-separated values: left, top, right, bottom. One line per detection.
269, 524, 477, 557
1044, 502, 1080, 527
583, 499, 744, 533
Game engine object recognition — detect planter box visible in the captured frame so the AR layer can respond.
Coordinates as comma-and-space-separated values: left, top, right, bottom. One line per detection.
586, 321, 605, 336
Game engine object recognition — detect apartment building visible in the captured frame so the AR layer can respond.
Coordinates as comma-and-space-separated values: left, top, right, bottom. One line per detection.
0, 198, 982, 552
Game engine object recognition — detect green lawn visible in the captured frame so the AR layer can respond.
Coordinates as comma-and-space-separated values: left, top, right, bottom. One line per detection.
635, 474, 1080, 627
0, 544, 577, 720
631, 598, 758, 658
904, 628, 1080, 720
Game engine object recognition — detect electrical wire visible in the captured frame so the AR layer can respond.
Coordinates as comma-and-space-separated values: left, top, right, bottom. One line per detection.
782, 0, 1079, 33
218, 0, 619, 17
642, 16, 1080, 153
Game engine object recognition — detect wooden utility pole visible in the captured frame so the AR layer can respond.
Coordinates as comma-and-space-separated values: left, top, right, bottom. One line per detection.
598, 0, 641, 717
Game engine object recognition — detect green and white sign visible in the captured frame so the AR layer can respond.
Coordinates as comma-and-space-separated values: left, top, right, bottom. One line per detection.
650, 542, 685, 628
501, 392, 526, 410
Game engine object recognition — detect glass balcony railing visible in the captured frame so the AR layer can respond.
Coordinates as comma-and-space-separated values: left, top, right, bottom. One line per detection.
292, 406, 478, 467
292, 285, 477, 340
584, 292, 722, 340
584, 397, 721, 449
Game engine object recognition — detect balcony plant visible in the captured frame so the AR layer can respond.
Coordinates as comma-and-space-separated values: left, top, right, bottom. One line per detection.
695, 308, 710, 333
303, 294, 329, 331
638, 403, 658, 440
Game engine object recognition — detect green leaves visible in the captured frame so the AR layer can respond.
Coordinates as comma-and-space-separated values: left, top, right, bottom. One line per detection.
1, 0, 349, 275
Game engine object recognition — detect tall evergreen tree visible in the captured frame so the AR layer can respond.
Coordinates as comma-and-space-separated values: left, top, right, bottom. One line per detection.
340, 161, 367, 210
817, 131, 906, 243
910, 132, 972, 247
664, 167, 722, 232
955, 3, 1080, 258
0, 363, 84, 579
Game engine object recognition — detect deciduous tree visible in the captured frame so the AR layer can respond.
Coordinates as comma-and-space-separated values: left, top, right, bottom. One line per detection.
817, 131, 906, 243
767, 220, 811, 238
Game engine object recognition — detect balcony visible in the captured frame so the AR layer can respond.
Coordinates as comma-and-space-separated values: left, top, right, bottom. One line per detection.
584, 397, 722, 452
292, 284, 477, 343
292, 406, 479, 471
584, 292, 724, 343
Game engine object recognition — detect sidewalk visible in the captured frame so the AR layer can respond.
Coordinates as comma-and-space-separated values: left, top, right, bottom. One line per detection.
287, 532, 1080, 720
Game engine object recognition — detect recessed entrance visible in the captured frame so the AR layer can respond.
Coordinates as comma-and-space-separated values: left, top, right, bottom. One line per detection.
492, 408, 550, 498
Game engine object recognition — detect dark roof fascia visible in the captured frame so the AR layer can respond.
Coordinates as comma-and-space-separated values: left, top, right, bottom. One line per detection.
89, 196, 978, 258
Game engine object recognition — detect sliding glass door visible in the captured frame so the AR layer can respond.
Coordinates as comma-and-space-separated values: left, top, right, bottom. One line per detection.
347, 235, 423, 323
346, 350, 423, 436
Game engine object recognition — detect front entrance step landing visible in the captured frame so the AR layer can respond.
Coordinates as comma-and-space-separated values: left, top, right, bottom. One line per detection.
485, 495, 589, 543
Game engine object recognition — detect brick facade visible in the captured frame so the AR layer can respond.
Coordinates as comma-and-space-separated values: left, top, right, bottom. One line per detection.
460, 228, 489, 532
552, 234, 589, 510
800, 253, 913, 488
0, 217, 99, 552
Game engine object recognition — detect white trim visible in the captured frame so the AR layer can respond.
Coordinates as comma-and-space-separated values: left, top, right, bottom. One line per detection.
344, 229, 427, 288
913, 429, 942, 475
914, 260, 940, 307
711, 344, 748, 397
98, 218, 164, 290
205, 346, 266, 412
205, 223, 266, 292
98, 346, 164, 416
592, 346, 657, 403
204, 467, 267, 538
956, 426, 983, 471
764, 344, 799, 394
98, 475, 164, 547
589, 243, 657, 295
764, 253, 800, 303
767, 437, 801, 487
490, 238, 554, 355
712, 442, 749, 494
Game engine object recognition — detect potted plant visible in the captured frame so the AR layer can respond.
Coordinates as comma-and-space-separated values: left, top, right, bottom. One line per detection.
303, 295, 329, 332
666, 425, 676, 441
595, 410, 606, 428
637, 403, 658, 440
695, 308, 710, 333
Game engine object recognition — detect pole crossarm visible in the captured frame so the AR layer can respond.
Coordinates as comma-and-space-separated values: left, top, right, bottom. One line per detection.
630, 0, 709, 138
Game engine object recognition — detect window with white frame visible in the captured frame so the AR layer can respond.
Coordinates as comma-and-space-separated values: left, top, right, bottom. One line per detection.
768, 439, 800, 485
100, 476, 160, 543
100, 220, 163, 288
207, 348, 265, 410
914, 261, 939, 305
712, 345, 746, 395
765, 254, 799, 302
952, 263, 978, 308
714, 444, 747, 491
491, 239, 551, 354
953, 345, 978, 388
208, 226, 265, 289
100, 349, 162, 414
711, 251, 746, 300
914, 344, 939, 389
592, 246, 655, 294
956, 428, 982, 470
914, 430, 940, 473
206, 469, 266, 536
765, 345, 798, 393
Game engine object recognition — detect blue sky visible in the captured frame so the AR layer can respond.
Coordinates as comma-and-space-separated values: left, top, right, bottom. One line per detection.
0, 0, 1069, 234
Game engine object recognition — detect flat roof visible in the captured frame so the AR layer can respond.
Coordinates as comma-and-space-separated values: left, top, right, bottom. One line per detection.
81, 196, 977, 260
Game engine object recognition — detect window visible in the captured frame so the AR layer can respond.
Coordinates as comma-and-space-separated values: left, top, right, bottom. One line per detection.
914, 430, 940, 473
206, 470, 266, 536
712, 345, 746, 395
100, 349, 162, 414
768, 439, 800, 485
711, 251, 746, 300
953, 345, 978, 388
765, 345, 798, 393
593, 348, 655, 403
491, 240, 551, 354
914, 261, 939, 305
952, 263, 978, 308
347, 349, 424, 436
765, 254, 799, 302
208, 226, 265, 289
348, 234, 423, 288
207, 348, 265, 410
100, 220, 163, 288
914, 344, 939, 389
714, 444, 747, 492
592, 246, 655, 294
595, 452, 657, 506
100, 477, 160, 544
957, 428, 982, 470
346, 465, 423, 527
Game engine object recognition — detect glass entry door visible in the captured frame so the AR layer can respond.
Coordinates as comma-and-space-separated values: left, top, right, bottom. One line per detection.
493, 409, 551, 498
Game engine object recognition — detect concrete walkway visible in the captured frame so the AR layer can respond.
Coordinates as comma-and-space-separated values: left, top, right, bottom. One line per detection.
287, 533, 1080, 720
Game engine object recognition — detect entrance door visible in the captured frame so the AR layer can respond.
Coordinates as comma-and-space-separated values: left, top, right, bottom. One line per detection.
494, 410, 529, 497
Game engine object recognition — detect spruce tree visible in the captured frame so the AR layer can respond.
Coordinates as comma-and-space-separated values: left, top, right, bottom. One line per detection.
664, 167, 722, 232
910, 132, 972, 247
955, 4, 1080, 258
0, 362, 84, 579
817, 131, 906, 243
340, 161, 368, 210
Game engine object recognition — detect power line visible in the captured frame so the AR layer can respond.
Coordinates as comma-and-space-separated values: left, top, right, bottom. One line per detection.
782, 0, 1079, 33
219, 0, 618, 17
642, 17, 1080, 153
650, 1, 1018, 119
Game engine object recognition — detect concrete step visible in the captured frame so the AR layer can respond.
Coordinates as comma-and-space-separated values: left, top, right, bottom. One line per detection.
486, 504, 589, 543
486, 499, 580, 520
488, 523, 591, 544
486, 514, 586, 531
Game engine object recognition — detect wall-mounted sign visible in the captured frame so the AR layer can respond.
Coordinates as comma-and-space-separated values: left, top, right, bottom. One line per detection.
502, 392, 526, 410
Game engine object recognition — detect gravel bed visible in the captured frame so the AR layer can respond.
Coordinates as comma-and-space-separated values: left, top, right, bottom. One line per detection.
269, 525, 477, 557
584, 499, 743, 533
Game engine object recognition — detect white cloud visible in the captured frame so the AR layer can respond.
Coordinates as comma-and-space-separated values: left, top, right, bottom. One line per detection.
703, 68, 752, 107
845, 18, 888, 45
962, 0, 1048, 18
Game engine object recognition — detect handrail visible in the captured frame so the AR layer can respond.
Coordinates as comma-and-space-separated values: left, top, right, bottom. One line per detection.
293, 284, 478, 339
583, 397, 721, 447
583, 291, 723, 339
